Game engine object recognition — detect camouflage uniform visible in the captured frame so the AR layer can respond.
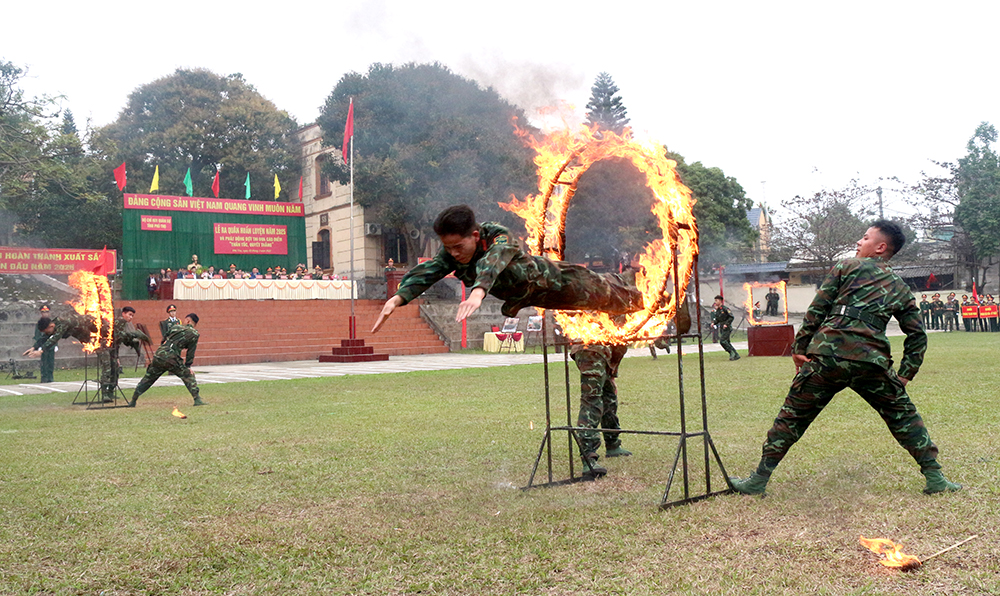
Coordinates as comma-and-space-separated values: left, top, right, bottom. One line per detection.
753, 257, 943, 477
943, 296, 958, 332
930, 296, 944, 330
130, 324, 201, 405
97, 316, 149, 401
571, 342, 629, 457
712, 304, 740, 360
33, 325, 56, 383
34, 312, 98, 351
394, 222, 644, 317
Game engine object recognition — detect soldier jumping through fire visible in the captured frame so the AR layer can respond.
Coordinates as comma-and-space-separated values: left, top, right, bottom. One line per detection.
26, 312, 100, 358
730, 220, 961, 496
128, 313, 206, 408
371, 205, 644, 333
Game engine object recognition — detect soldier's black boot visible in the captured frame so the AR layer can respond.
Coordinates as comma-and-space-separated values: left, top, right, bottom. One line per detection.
729, 472, 769, 494
649, 344, 657, 359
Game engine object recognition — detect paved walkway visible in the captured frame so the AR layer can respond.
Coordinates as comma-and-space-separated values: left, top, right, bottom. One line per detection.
4, 315, 916, 397
2, 340, 745, 396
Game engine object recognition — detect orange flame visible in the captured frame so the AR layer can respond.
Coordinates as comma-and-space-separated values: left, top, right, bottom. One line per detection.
743, 281, 788, 326
860, 536, 921, 569
501, 123, 698, 344
67, 271, 115, 353
172, 407, 187, 419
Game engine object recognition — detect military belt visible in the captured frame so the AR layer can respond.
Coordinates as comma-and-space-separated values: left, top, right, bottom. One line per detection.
831, 304, 888, 331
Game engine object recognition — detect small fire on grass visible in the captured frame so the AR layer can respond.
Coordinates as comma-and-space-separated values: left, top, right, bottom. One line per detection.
172, 407, 187, 419
860, 536, 921, 571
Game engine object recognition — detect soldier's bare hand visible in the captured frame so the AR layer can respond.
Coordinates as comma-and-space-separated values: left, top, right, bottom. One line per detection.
23, 349, 41, 358
456, 288, 486, 322
898, 376, 910, 387
792, 353, 810, 372
372, 295, 404, 333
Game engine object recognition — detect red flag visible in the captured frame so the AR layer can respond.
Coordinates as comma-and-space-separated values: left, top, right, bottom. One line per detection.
972, 279, 979, 304
298, 176, 303, 200
211, 170, 220, 198
926, 273, 937, 289
92, 246, 112, 275
113, 162, 127, 191
342, 99, 354, 164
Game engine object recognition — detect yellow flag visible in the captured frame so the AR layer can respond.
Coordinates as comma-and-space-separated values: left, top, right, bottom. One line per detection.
273, 174, 281, 199
149, 165, 160, 193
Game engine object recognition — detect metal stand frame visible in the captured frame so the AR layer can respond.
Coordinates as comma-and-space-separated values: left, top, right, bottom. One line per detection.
522, 258, 735, 508
72, 352, 128, 409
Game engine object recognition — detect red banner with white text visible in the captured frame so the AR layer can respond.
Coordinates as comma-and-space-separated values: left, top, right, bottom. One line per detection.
0, 247, 116, 275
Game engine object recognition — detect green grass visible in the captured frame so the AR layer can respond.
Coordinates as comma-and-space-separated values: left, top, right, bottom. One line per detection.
1, 333, 998, 595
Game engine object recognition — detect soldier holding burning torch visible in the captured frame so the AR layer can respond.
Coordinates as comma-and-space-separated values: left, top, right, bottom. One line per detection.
730, 221, 961, 496
371, 205, 644, 333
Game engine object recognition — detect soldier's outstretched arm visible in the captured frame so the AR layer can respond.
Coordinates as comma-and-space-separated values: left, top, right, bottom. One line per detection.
455, 287, 486, 322
372, 295, 404, 333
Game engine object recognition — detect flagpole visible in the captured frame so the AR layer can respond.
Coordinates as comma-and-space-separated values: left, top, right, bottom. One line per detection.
348, 98, 356, 340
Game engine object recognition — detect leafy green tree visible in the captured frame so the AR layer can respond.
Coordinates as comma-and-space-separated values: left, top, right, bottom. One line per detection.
0, 60, 120, 249
99, 68, 299, 201
770, 180, 876, 275
317, 62, 537, 264
668, 151, 756, 270
584, 72, 630, 135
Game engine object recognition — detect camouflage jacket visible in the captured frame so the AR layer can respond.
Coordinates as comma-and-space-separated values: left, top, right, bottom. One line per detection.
945, 299, 959, 312
394, 222, 562, 306
155, 324, 199, 368
712, 305, 734, 327
34, 312, 97, 351
794, 257, 925, 379
106, 316, 149, 356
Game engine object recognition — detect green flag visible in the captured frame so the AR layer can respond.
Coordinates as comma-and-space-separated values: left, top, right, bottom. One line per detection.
244, 173, 251, 199
183, 168, 193, 197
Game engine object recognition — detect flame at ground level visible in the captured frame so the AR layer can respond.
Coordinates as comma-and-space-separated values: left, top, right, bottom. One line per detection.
860, 536, 921, 569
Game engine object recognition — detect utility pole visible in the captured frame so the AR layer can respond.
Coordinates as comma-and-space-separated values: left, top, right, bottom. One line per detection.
877, 186, 883, 219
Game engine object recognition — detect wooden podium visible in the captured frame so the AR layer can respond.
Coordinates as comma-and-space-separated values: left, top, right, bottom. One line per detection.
747, 324, 794, 356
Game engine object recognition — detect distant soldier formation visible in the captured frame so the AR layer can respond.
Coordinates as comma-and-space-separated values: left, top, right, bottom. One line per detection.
921, 291, 999, 332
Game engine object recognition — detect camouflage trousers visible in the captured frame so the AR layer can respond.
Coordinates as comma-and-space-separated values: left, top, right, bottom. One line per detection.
132, 355, 200, 401
572, 346, 625, 455
97, 349, 121, 399
501, 265, 644, 318
757, 355, 940, 475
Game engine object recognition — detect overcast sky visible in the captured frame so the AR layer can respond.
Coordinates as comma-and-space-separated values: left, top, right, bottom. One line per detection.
6, 0, 998, 220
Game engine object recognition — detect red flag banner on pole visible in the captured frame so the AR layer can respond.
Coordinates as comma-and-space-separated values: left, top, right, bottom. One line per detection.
211, 170, 220, 198
298, 176, 303, 200
342, 99, 354, 164
972, 279, 979, 304
113, 162, 127, 191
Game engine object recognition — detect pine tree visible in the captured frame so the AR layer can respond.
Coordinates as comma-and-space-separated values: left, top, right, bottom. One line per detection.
585, 72, 630, 135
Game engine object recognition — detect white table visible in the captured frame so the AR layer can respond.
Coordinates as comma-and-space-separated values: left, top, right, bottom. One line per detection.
172, 278, 355, 300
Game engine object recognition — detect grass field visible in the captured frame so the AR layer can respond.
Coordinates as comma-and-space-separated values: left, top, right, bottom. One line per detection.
1, 332, 997, 595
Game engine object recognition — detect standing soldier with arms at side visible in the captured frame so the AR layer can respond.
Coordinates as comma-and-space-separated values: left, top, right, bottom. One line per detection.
729, 221, 960, 496
919, 294, 931, 329
930, 293, 944, 330
97, 306, 150, 403
128, 313, 206, 407
712, 295, 740, 361
33, 304, 56, 383
765, 287, 781, 317
571, 339, 631, 478
944, 293, 959, 332
159, 304, 180, 344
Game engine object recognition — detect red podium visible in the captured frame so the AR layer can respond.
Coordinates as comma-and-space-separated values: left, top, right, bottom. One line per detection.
319, 338, 389, 363
747, 324, 794, 356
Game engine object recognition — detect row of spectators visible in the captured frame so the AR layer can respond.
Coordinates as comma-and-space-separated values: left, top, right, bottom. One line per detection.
146, 263, 345, 298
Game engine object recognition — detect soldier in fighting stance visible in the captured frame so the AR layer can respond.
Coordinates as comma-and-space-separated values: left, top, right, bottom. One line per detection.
128, 313, 205, 407
26, 312, 99, 357
730, 221, 960, 496
372, 205, 644, 333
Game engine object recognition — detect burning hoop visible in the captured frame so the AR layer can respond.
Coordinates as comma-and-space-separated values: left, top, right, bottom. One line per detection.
501, 124, 698, 344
